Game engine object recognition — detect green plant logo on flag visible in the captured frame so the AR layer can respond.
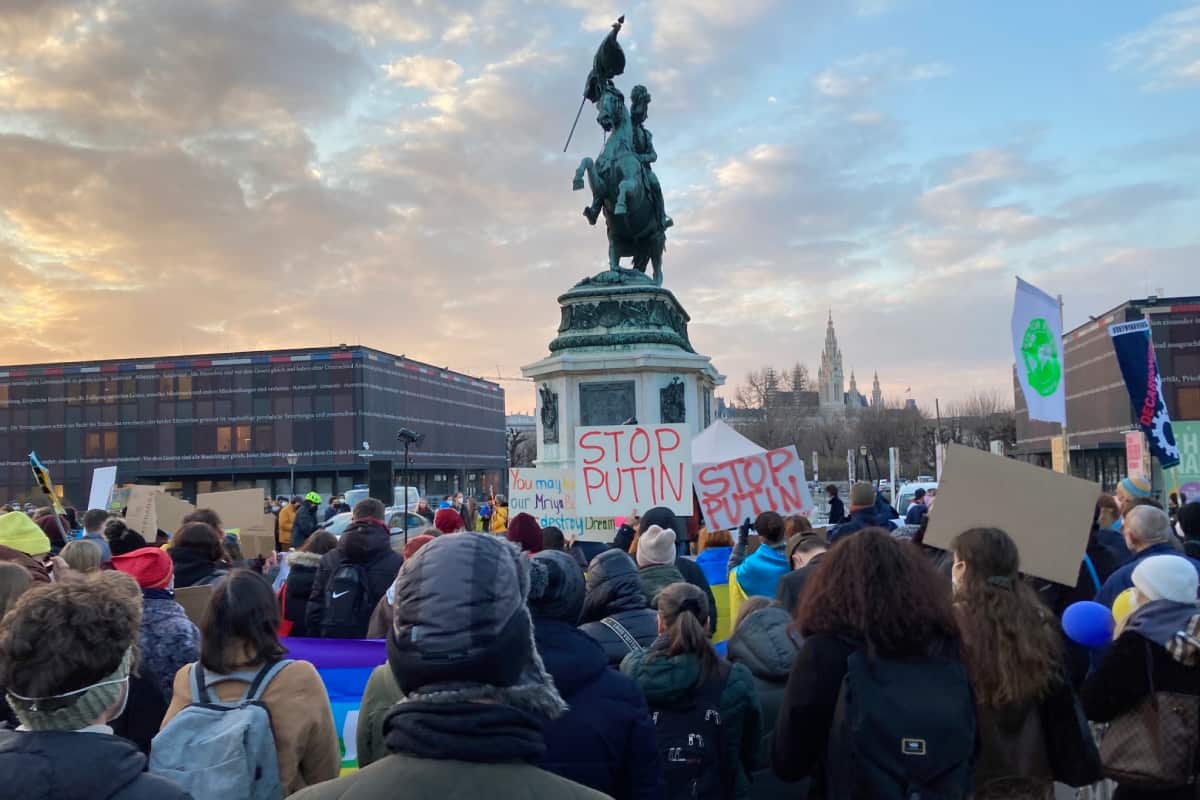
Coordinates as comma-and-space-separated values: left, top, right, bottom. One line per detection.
1021, 318, 1061, 397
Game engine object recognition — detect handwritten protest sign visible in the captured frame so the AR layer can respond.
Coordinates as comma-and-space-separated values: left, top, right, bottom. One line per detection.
694, 445, 814, 531
509, 468, 619, 542
123, 486, 160, 536
576, 424, 691, 517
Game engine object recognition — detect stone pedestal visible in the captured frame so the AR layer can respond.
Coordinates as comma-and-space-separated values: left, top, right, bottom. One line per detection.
522, 269, 725, 471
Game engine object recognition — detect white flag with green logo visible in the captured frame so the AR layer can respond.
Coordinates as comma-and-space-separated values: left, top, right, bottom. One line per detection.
1011, 277, 1066, 425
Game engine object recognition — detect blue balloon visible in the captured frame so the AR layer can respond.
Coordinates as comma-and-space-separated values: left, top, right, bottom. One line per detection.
1062, 601, 1114, 648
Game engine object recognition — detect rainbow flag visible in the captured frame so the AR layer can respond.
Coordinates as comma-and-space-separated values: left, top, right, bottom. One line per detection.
283, 637, 386, 770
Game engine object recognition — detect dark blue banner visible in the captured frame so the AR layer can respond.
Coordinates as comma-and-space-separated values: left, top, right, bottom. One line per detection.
1109, 319, 1180, 469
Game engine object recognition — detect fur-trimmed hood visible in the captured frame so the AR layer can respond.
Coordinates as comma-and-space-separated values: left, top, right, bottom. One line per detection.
288, 551, 324, 569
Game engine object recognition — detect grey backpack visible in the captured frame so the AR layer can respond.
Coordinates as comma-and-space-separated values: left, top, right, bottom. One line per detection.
150, 659, 292, 800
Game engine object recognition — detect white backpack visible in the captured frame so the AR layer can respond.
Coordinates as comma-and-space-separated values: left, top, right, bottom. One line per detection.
150, 660, 292, 800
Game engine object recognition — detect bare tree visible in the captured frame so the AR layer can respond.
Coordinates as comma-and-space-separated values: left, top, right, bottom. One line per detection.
506, 428, 535, 468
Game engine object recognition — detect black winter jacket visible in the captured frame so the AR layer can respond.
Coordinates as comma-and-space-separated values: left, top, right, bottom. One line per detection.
534, 618, 664, 799
1081, 620, 1200, 800
306, 519, 402, 638
579, 549, 659, 666
168, 546, 226, 589
0, 728, 190, 800
727, 606, 804, 800
283, 551, 323, 637
292, 502, 321, 550
772, 633, 968, 797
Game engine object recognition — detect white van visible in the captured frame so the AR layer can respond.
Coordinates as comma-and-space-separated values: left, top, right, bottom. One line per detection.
344, 486, 420, 511
897, 482, 938, 517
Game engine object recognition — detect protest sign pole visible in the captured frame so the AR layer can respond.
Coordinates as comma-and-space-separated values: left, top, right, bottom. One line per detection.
1058, 294, 1071, 476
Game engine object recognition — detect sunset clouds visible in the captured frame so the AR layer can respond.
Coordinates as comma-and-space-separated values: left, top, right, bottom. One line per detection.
1, 1, 1197, 412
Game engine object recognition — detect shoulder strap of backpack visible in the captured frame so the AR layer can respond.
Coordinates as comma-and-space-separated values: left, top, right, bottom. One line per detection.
191, 663, 211, 704
245, 659, 294, 702
599, 616, 644, 654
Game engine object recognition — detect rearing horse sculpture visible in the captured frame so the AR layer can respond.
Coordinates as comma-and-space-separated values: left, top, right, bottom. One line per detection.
568, 17, 668, 286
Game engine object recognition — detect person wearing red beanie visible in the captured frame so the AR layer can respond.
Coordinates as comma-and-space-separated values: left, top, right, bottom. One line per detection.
112, 546, 198, 703
433, 508, 465, 535
112, 547, 173, 590
507, 513, 543, 554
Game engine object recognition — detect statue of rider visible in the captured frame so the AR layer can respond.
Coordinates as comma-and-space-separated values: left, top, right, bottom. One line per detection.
629, 85, 672, 230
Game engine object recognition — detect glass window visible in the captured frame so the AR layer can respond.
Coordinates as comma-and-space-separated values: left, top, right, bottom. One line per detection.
255, 424, 274, 452
65, 382, 80, 405
85, 432, 101, 458
178, 375, 192, 400
196, 399, 213, 420
0, 385, 7, 408
216, 426, 232, 453
103, 380, 117, 404
103, 431, 117, 458
236, 425, 252, 452
159, 376, 173, 396
176, 426, 192, 456
254, 397, 271, 417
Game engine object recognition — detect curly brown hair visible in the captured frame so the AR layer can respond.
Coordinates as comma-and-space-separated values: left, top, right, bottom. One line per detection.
796, 528, 959, 657
951, 528, 1061, 707
0, 571, 141, 699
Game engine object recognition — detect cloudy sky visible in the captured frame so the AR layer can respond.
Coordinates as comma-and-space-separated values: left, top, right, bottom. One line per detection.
2, 1, 1198, 414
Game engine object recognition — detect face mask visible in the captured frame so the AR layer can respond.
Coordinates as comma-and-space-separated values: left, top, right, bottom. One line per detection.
108, 678, 130, 722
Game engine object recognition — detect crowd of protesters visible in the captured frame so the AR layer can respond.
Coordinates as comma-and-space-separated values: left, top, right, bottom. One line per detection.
0, 473, 1195, 800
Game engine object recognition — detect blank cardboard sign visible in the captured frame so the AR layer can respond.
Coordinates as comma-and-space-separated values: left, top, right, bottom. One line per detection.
197, 489, 265, 534
154, 494, 195, 537
923, 444, 1099, 587
174, 586, 213, 627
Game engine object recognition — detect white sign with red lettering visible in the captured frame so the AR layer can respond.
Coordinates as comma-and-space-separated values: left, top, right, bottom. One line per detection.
575, 424, 692, 517
694, 445, 814, 532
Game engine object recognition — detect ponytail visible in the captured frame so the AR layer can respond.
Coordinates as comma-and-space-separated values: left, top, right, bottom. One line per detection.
655, 582, 718, 679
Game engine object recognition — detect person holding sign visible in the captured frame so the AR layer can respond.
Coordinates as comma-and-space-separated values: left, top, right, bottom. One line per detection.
727, 512, 790, 600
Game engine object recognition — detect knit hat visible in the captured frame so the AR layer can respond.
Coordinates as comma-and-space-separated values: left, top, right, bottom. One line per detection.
641, 506, 687, 543
1132, 555, 1200, 604
8, 647, 132, 732
529, 550, 585, 624
433, 508, 464, 535
849, 482, 876, 508
387, 533, 567, 718
1119, 476, 1152, 500
636, 524, 676, 567
402, 533, 435, 560
0, 512, 52, 556
506, 512, 543, 554
112, 546, 173, 590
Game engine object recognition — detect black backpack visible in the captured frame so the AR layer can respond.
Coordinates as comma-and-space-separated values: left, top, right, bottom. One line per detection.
651, 661, 731, 799
825, 648, 976, 800
319, 561, 371, 638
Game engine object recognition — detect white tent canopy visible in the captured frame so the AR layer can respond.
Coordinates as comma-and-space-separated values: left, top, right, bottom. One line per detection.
691, 419, 765, 466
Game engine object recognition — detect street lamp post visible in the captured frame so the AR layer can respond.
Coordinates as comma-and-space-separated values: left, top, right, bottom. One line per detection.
397, 428, 424, 545
286, 452, 298, 496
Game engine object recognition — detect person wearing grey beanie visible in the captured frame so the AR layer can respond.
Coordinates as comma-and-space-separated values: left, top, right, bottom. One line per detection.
529, 550, 665, 799
0, 572, 190, 800
292, 534, 608, 800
